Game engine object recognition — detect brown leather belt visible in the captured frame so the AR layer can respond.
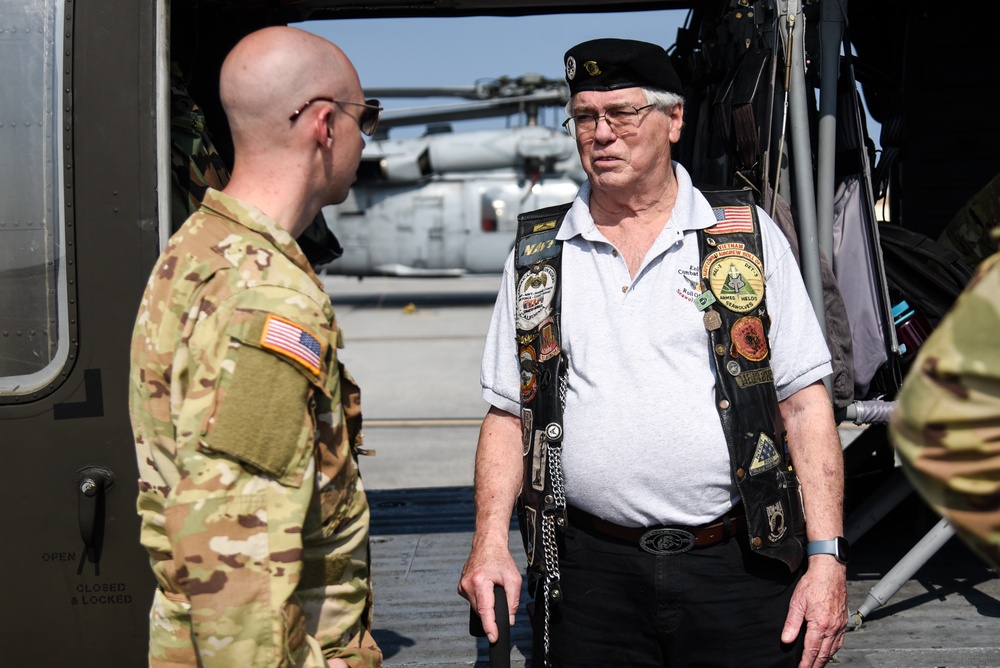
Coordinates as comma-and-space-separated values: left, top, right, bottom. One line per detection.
567, 506, 747, 555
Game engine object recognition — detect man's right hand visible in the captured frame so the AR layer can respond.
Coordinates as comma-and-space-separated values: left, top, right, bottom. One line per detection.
458, 540, 522, 644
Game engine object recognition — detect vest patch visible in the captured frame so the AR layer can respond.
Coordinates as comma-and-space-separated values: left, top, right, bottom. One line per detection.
749, 433, 780, 476
735, 367, 774, 388
731, 316, 769, 361
694, 290, 717, 310
516, 266, 557, 331
517, 331, 538, 345
524, 505, 537, 565
766, 500, 787, 542
703, 308, 722, 331
521, 408, 533, 456
530, 431, 548, 491
706, 254, 764, 313
517, 229, 561, 268
707, 206, 755, 234
519, 346, 538, 402
538, 317, 561, 361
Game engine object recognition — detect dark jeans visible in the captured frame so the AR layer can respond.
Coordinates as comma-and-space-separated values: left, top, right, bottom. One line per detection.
532, 519, 805, 667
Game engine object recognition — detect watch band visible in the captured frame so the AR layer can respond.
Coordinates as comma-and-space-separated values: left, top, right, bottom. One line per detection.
806, 537, 849, 564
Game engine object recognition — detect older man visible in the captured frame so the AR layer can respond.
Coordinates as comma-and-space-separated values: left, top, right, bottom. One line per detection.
459, 38, 847, 667
129, 27, 382, 667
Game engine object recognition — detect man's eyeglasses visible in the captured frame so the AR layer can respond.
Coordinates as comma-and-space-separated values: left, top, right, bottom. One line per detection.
562, 104, 655, 139
289, 97, 383, 136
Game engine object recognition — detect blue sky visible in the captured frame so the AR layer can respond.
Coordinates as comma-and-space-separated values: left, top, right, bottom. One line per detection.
299, 9, 691, 138
299, 9, 879, 145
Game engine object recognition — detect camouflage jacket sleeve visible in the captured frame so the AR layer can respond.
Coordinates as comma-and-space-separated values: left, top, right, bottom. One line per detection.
889, 249, 1000, 569
161, 283, 377, 667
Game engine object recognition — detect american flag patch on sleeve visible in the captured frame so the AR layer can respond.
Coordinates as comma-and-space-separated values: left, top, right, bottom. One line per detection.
706, 206, 755, 234
260, 314, 323, 376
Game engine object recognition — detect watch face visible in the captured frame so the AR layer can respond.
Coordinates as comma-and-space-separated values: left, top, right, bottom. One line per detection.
835, 537, 850, 563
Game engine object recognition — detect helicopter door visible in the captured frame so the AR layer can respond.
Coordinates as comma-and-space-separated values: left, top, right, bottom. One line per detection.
414, 194, 446, 269
0, 0, 160, 663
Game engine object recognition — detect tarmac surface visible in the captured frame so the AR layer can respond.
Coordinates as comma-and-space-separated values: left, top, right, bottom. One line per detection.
323, 273, 1000, 668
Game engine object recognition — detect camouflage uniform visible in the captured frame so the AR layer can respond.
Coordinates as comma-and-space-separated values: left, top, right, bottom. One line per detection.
889, 225, 1000, 570
937, 171, 1000, 269
170, 62, 231, 233
129, 188, 381, 667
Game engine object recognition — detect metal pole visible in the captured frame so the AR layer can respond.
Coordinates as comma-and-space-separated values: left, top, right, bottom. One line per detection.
786, 5, 824, 333
848, 518, 956, 629
784, 1, 830, 399
816, 0, 845, 263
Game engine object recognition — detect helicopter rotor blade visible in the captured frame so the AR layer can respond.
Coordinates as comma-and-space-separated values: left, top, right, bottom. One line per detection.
366, 86, 483, 99
366, 74, 568, 101
378, 90, 569, 129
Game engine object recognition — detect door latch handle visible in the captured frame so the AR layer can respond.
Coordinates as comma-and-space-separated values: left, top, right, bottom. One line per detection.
74, 466, 115, 573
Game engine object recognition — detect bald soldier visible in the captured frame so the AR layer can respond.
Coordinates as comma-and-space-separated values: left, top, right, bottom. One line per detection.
129, 27, 383, 667
890, 225, 1000, 570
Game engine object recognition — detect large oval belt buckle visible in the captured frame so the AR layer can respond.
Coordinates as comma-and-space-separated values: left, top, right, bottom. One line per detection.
639, 528, 696, 555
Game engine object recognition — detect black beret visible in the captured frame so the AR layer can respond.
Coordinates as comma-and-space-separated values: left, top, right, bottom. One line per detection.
564, 38, 682, 97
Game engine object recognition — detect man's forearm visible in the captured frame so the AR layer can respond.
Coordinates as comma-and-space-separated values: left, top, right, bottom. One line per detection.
472, 406, 523, 545
780, 382, 845, 539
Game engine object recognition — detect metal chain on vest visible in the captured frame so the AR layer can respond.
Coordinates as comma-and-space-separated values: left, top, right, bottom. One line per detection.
540, 371, 569, 665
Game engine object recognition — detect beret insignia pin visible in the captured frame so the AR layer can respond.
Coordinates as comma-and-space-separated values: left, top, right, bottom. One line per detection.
566, 56, 577, 80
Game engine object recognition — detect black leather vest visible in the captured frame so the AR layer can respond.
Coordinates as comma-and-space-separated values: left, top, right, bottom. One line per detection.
694, 187, 806, 571
512, 203, 572, 601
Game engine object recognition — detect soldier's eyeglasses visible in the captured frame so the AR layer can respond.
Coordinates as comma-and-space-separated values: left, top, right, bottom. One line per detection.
562, 104, 655, 139
289, 97, 383, 136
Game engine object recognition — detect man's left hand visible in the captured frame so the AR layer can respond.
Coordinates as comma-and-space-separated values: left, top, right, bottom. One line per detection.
781, 555, 848, 668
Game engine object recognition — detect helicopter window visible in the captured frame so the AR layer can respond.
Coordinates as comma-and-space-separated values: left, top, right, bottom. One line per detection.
481, 196, 504, 233
0, 0, 71, 397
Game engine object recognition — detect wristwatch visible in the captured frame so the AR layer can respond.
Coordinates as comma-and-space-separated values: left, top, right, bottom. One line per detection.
806, 537, 850, 564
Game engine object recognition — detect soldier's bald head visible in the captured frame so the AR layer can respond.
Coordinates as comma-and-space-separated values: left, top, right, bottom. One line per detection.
220, 26, 360, 151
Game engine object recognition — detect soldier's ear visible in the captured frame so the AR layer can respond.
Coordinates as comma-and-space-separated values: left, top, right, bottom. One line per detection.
315, 107, 335, 148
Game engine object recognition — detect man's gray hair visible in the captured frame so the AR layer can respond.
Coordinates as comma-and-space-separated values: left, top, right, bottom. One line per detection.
643, 88, 684, 110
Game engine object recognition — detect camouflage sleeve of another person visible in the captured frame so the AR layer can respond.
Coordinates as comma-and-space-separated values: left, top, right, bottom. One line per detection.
889, 248, 1000, 570
166, 285, 362, 667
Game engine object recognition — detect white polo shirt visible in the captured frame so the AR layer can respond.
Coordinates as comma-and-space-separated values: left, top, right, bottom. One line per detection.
481, 163, 832, 528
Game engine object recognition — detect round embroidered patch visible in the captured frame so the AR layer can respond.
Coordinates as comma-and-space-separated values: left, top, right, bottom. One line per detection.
707, 255, 764, 313
730, 316, 769, 361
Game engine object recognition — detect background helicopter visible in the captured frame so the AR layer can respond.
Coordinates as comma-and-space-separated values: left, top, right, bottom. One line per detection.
319, 74, 585, 276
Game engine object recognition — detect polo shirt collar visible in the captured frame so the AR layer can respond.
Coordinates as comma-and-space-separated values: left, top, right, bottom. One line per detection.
556, 162, 720, 244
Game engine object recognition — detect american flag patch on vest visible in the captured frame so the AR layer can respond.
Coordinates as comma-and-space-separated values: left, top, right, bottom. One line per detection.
706, 206, 754, 234
260, 314, 323, 376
